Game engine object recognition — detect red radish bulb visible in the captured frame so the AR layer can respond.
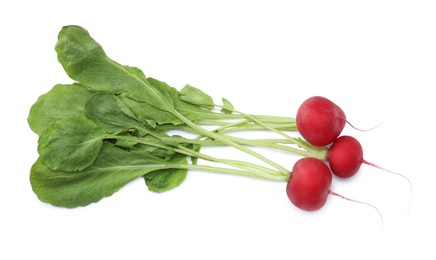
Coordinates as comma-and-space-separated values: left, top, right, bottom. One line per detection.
328, 135, 363, 178
328, 136, 412, 210
296, 96, 346, 146
286, 157, 332, 211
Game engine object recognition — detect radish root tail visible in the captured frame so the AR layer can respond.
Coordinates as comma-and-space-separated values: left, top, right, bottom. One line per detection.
363, 160, 413, 214
346, 118, 387, 132
330, 190, 384, 231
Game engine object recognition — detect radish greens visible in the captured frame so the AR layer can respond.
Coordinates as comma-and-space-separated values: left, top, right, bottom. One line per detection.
28, 25, 326, 208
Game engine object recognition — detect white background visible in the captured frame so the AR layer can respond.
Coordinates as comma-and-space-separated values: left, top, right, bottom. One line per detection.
1, 0, 435, 259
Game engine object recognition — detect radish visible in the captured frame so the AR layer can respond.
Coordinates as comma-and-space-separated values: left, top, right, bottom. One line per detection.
287, 158, 384, 227
327, 135, 412, 211
328, 135, 407, 179
296, 96, 346, 146
327, 135, 413, 183
327, 135, 363, 178
286, 157, 332, 211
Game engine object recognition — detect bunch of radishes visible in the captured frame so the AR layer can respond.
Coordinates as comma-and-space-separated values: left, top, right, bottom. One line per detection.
27, 25, 411, 217
287, 96, 410, 212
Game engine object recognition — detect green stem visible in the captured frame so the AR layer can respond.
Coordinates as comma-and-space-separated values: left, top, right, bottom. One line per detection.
226, 136, 327, 160
199, 113, 296, 125
130, 77, 290, 176
198, 118, 297, 131
123, 163, 287, 181
173, 145, 284, 178
217, 123, 297, 134
164, 135, 327, 160
114, 135, 286, 180
163, 163, 288, 181
215, 105, 326, 156
171, 109, 290, 176
157, 121, 297, 134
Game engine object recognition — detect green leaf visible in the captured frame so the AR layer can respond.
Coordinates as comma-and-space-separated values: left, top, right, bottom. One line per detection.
147, 78, 221, 124
120, 78, 217, 126
55, 25, 173, 111
114, 136, 140, 149
144, 153, 188, 193
38, 114, 107, 172
28, 83, 93, 135
134, 138, 171, 159
190, 144, 202, 165
85, 93, 157, 136
221, 98, 234, 114
143, 141, 204, 192
179, 84, 214, 110
30, 143, 169, 208
120, 95, 183, 126
55, 26, 234, 127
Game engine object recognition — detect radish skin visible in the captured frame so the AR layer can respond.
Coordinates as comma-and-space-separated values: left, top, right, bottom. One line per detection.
286, 157, 332, 211
296, 96, 346, 146
327, 135, 363, 178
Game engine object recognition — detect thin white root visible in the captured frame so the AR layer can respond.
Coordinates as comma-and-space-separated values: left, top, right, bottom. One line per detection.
346, 118, 387, 132
330, 190, 384, 231
363, 160, 413, 214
